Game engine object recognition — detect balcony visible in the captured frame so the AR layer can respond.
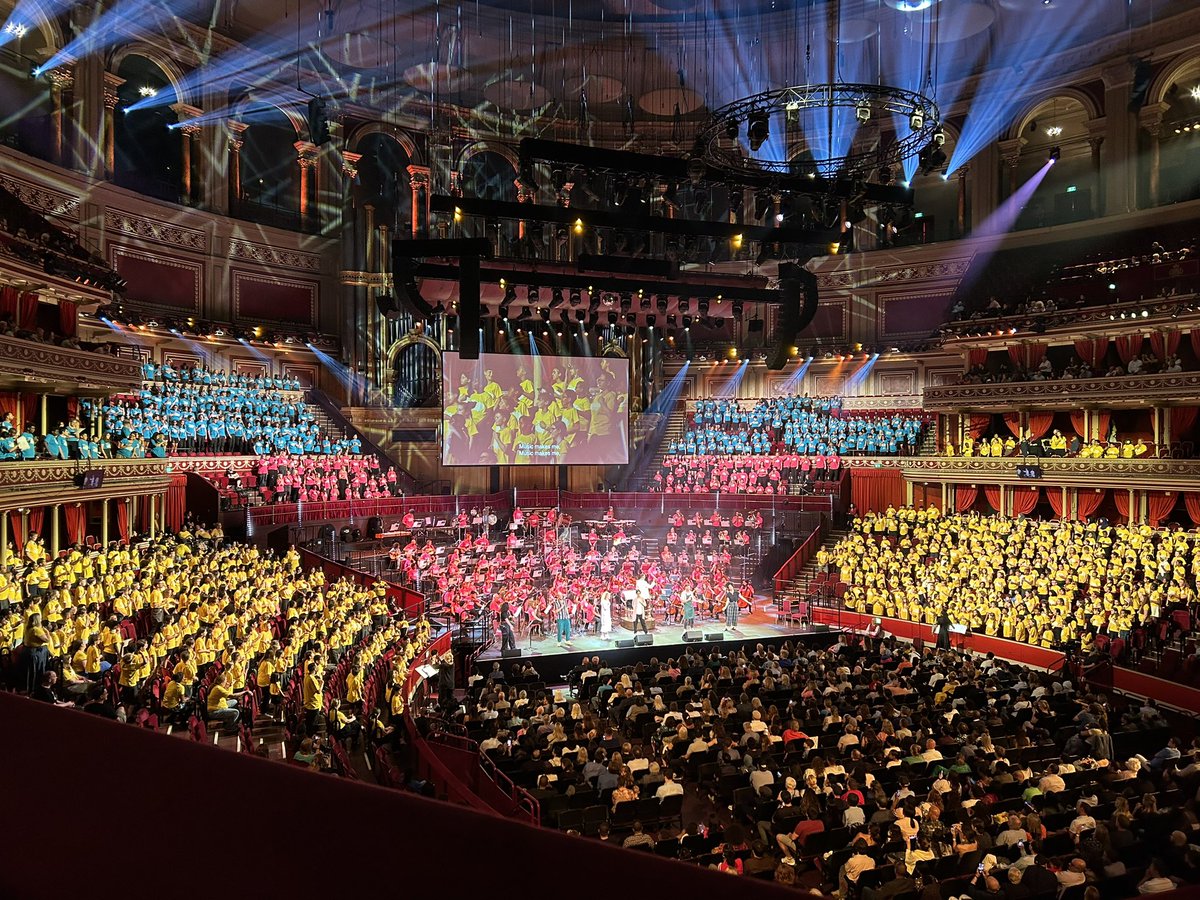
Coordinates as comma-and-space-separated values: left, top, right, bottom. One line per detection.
0, 335, 143, 395
900, 455, 1200, 491
922, 371, 1200, 412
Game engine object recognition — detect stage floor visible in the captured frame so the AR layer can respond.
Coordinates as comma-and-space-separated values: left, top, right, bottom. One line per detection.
477, 608, 823, 662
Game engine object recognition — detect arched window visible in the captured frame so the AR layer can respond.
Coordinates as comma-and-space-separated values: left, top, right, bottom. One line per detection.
459, 149, 518, 251
113, 55, 181, 203
0, 27, 53, 161
355, 132, 412, 232
236, 104, 300, 229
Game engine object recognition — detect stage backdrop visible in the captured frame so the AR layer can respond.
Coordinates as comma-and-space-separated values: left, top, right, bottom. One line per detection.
442, 352, 629, 467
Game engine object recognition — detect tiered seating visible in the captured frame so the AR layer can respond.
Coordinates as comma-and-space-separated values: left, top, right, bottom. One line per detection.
214, 454, 403, 509
82, 363, 362, 458
462, 639, 1197, 896
829, 507, 1197, 655
3, 528, 430, 777
651, 454, 843, 494
672, 397, 928, 456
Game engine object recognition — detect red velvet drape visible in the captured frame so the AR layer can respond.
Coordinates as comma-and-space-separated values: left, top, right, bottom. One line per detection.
983, 486, 1002, 514
1115, 334, 1144, 364
1172, 407, 1198, 439
28, 506, 44, 537
58, 300, 77, 338
22, 393, 38, 430
1095, 412, 1112, 441
1114, 491, 1131, 524
115, 501, 130, 542
17, 291, 38, 330
0, 391, 21, 430
848, 467, 904, 515
955, 486, 978, 512
1007, 344, 1024, 368
1069, 412, 1087, 441
1077, 489, 1105, 520
1192, 329, 1200, 361
0, 286, 18, 324
1047, 488, 1066, 519
1027, 413, 1054, 441
968, 415, 991, 438
7, 511, 24, 553
64, 504, 86, 546
1186, 493, 1200, 526
166, 475, 187, 532
1147, 491, 1177, 527
1002, 413, 1021, 437
967, 348, 987, 368
1011, 486, 1039, 516
1150, 330, 1180, 360
1027, 343, 1047, 369
1074, 338, 1107, 369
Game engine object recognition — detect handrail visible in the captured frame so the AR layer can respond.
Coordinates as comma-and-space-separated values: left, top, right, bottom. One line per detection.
426, 723, 540, 824
304, 388, 419, 493
772, 516, 829, 595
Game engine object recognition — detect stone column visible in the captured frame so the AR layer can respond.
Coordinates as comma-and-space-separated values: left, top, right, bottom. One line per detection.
149, 495, 156, 539
46, 66, 74, 167
1138, 102, 1171, 209
294, 140, 320, 229
968, 141, 999, 230
956, 166, 969, 238
101, 72, 124, 179
1101, 63, 1137, 216
407, 165, 431, 238
226, 121, 248, 209
997, 139, 1023, 200
101, 498, 108, 546
51, 504, 60, 556
1085, 118, 1106, 216
170, 103, 202, 205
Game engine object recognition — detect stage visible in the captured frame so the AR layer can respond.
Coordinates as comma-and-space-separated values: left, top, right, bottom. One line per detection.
473, 609, 843, 683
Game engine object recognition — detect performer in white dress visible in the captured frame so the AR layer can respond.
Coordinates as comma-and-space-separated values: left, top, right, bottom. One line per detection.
599, 591, 613, 640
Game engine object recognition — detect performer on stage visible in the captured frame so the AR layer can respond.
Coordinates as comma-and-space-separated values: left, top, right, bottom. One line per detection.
722, 583, 741, 633
681, 587, 696, 630
934, 609, 951, 650
633, 576, 651, 635
600, 591, 613, 641
554, 593, 572, 644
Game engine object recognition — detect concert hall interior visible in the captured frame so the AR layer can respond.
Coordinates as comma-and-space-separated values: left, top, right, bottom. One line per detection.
5, 0, 1200, 896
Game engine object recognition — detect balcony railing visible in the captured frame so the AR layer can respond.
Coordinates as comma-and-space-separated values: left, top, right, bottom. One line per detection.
922, 371, 1200, 412
901, 455, 1200, 491
0, 335, 144, 394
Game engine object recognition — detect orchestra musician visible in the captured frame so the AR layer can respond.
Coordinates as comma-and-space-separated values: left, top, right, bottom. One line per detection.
402, 509, 416, 529
387, 542, 402, 571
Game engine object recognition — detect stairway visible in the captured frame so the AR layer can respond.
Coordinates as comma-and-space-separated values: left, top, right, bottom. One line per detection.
629, 406, 689, 489
770, 525, 850, 616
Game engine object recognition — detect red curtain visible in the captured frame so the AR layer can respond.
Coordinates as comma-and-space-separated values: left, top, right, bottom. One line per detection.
1069, 412, 1087, 441
0, 286, 17, 324
1192, 330, 1200, 361
1007, 344, 1024, 368
1027, 413, 1054, 441
17, 291, 38, 330
115, 501, 130, 543
0, 392, 21, 430
968, 415, 991, 439
166, 475, 187, 532
1077, 490, 1105, 520
1115, 334, 1143, 364
1027, 343, 1047, 369
1147, 491, 1177, 527
64, 504, 86, 546
983, 486, 1002, 514
1171, 407, 1198, 439
1074, 338, 1107, 369
1095, 412, 1112, 442
1002, 413, 1021, 438
1048, 488, 1066, 519
1114, 491, 1131, 524
58, 300, 77, 338
1186, 494, 1200, 526
1011, 486, 1040, 516
22, 393, 38, 430
1150, 330, 1180, 360
28, 506, 45, 537
7, 511, 24, 553
955, 486, 978, 512
967, 348, 987, 368
848, 467, 904, 515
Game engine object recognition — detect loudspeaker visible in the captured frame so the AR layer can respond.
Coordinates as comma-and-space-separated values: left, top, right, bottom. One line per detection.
634, 634, 653, 646
375, 295, 400, 319
366, 517, 382, 537
615, 638, 636, 649
320, 524, 336, 543
682, 630, 703, 643
458, 253, 481, 360
767, 263, 819, 370
350, 528, 362, 542
814, 623, 830, 633
704, 632, 723, 642
307, 96, 330, 145
748, 318, 764, 334
391, 257, 437, 319
501, 648, 522, 658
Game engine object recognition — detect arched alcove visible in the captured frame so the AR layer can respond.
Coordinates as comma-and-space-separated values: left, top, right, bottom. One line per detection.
1011, 95, 1096, 228
354, 132, 412, 233
0, 22, 53, 161
1156, 57, 1200, 205
113, 54, 181, 202
237, 102, 301, 228
390, 336, 441, 408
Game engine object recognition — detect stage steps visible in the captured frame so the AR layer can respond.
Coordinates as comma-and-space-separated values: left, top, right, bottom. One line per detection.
770, 525, 850, 615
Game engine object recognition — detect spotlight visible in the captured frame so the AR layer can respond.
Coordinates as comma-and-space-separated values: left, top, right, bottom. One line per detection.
527, 286, 540, 304
909, 107, 924, 131
549, 288, 565, 308
932, 128, 945, 146
1048, 146, 1061, 163
656, 294, 669, 313
138, 86, 158, 98
607, 311, 618, 325
569, 288, 582, 306
687, 156, 706, 184
855, 101, 871, 123
682, 315, 692, 330
724, 117, 740, 140
732, 301, 744, 318
4, 22, 29, 38
747, 110, 770, 151
678, 297, 690, 314
697, 298, 710, 316
646, 314, 657, 328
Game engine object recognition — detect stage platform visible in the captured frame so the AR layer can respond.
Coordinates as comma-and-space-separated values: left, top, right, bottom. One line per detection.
473, 610, 843, 683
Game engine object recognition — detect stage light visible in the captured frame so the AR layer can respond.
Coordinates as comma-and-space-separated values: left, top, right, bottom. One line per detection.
655, 294, 668, 313
573, 218, 584, 234
682, 315, 692, 330
909, 108, 924, 131
732, 301, 744, 318
646, 314, 657, 328
747, 110, 770, 151
724, 117, 740, 140
731, 233, 743, 250
607, 311, 618, 325
1191, 86, 1200, 101
1045, 125, 1063, 138
687, 156, 706, 184
527, 286, 539, 304
1108, 283, 1117, 290
698, 298, 710, 316
855, 101, 871, 123
932, 129, 945, 146
4, 22, 29, 38
678, 297, 690, 313
549, 288, 564, 308
713, 317, 725, 329
138, 86, 158, 98
1048, 146, 1061, 163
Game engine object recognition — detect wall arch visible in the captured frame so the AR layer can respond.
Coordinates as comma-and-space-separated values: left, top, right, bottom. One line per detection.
385, 331, 442, 370
348, 121, 421, 165
456, 139, 519, 174
108, 43, 190, 108
1006, 88, 1102, 143
1149, 52, 1200, 108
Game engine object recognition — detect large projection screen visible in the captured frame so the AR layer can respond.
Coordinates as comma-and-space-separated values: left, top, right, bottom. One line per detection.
442, 352, 630, 466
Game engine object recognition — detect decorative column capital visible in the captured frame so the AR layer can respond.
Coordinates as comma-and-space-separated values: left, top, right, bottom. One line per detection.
448, 170, 463, 197
225, 119, 247, 151
997, 137, 1024, 168
1138, 101, 1172, 137
102, 72, 125, 110
341, 151, 363, 179
45, 66, 74, 90
407, 164, 431, 189
294, 140, 320, 168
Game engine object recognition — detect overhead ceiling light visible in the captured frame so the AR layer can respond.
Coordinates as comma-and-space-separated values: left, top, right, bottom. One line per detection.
855, 102, 871, 123
4, 22, 29, 37
1191, 85, 1200, 101
1045, 125, 1063, 138
138, 86, 158, 98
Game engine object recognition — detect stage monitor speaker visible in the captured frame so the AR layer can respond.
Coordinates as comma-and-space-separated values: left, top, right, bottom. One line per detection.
682, 630, 703, 643
704, 632, 723, 642
501, 648, 522, 658
366, 517, 382, 537
320, 524, 336, 543
767, 263, 819, 370
814, 623, 830, 633
615, 638, 636, 649
634, 634, 653, 646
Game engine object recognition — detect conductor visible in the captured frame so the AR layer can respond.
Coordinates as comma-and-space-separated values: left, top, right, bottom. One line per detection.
934, 610, 952, 651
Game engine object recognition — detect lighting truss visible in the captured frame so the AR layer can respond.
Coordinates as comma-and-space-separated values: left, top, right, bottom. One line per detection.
697, 82, 941, 180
